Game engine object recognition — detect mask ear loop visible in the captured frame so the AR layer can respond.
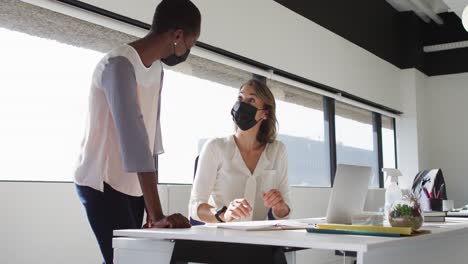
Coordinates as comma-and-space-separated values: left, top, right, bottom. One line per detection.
258, 108, 268, 121
256, 109, 268, 122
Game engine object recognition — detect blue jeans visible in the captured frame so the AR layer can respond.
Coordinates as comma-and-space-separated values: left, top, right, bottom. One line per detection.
76, 183, 144, 264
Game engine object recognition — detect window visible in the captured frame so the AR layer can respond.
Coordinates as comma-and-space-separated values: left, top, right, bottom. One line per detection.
0, 28, 103, 181
268, 80, 330, 187
0, 1, 135, 181
382, 115, 396, 187
335, 102, 379, 187
382, 116, 396, 169
158, 55, 251, 184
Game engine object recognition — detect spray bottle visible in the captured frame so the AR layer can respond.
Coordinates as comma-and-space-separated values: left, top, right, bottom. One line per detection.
383, 168, 403, 221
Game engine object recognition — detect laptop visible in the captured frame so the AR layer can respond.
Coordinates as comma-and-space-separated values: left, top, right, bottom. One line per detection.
325, 164, 372, 224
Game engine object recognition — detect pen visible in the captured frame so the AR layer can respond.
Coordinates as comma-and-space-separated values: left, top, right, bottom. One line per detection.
423, 187, 432, 199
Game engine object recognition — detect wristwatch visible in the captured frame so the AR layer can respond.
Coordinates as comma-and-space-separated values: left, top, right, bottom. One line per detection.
214, 206, 227, 223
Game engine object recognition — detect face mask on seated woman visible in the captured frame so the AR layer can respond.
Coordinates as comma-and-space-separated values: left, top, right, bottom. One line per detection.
231, 101, 264, 131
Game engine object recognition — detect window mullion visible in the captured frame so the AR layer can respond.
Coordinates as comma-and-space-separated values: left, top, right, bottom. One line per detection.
324, 97, 337, 186
373, 113, 384, 188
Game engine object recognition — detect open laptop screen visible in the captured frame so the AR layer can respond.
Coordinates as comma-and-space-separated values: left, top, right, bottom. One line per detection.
326, 164, 372, 224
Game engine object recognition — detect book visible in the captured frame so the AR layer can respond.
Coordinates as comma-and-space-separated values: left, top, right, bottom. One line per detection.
216, 220, 313, 231
447, 211, 468, 217
424, 216, 445, 222
307, 227, 401, 237
315, 223, 413, 236
351, 212, 384, 226
423, 211, 446, 217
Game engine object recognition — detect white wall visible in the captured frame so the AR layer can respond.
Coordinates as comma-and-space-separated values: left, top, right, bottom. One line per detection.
417, 73, 468, 208
0, 182, 170, 264
396, 69, 427, 189
0, 182, 101, 264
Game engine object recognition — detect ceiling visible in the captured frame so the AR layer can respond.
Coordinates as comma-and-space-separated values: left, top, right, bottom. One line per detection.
274, 0, 468, 76
388, 0, 450, 12
387, 0, 467, 23
386, 0, 449, 24
443, 0, 467, 17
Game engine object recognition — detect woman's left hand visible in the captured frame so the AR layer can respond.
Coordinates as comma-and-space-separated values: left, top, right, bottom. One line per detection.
262, 189, 290, 218
262, 189, 284, 209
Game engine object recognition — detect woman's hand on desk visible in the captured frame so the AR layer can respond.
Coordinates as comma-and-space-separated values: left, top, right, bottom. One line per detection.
262, 189, 290, 218
144, 213, 191, 228
224, 198, 253, 222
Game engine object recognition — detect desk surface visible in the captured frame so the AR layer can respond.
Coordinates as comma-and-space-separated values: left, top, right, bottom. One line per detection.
114, 218, 468, 253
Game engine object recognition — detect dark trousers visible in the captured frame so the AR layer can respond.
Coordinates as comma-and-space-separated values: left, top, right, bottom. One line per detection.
76, 183, 144, 264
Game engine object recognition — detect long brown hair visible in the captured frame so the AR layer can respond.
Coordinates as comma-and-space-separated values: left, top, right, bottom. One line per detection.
238, 79, 278, 145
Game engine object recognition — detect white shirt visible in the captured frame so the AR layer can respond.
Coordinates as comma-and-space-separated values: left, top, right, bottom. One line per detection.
74, 45, 164, 196
189, 136, 291, 221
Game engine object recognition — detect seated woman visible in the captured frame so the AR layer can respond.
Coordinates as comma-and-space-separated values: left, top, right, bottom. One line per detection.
189, 79, 291, 223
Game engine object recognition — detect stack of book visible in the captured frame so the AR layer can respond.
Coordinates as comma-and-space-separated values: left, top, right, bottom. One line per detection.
307, 223, 416, 237
423, 211, 446, 222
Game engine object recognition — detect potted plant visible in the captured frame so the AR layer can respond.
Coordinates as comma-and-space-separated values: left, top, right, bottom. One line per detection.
389, 193, 424, 230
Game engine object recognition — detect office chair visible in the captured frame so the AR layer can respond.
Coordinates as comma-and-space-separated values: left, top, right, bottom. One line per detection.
189, 156, 205, 226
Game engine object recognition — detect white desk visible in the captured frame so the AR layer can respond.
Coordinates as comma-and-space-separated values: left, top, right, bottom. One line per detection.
113, 218, 468, 264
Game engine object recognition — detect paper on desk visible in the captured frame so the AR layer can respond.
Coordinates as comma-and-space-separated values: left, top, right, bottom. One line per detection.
216, 219, 314, 231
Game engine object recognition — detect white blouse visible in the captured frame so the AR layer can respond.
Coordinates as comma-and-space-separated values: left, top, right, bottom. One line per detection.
189, 135, 291, 222
74, 45, 163, 196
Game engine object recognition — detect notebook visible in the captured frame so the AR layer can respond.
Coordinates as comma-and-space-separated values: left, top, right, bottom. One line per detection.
423, 211, 446, 217
424, 216, 446, 222
308, 223, 431, 236
307, 228, 401, 237
215, 220, 316, 231
313, 223, 413, 236
423, 211, 446, 222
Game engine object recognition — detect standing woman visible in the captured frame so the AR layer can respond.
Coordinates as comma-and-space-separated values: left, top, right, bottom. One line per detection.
189, 79, 291, 223
74, 1, 201, 263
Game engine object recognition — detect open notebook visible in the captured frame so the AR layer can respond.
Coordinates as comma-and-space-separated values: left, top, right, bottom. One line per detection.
215, 219, 323, 231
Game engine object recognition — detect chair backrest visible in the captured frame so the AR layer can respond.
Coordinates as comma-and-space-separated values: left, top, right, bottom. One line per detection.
193, 156, 199, 180
190, 156, 205, 226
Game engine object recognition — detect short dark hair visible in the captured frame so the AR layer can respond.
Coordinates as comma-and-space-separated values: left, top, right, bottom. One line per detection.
151, 0, 201, 35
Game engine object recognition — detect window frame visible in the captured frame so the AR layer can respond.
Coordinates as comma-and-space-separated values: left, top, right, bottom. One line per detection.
325, 100, 397, 187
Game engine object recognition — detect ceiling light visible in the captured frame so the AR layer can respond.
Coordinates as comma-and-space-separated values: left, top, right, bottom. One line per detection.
463, 5, 468, 31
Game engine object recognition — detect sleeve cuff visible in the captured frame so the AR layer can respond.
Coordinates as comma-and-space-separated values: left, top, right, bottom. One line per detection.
189, 200, 206, 222
123, 156, 156, 173
270, 206, 291, 220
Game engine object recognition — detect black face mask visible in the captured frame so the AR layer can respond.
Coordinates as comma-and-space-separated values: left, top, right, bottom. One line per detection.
161, 42, 190, 66
231, 101, 262, 131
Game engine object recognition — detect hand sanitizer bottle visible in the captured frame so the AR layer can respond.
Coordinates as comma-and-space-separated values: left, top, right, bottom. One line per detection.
383, 168, 403, 221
